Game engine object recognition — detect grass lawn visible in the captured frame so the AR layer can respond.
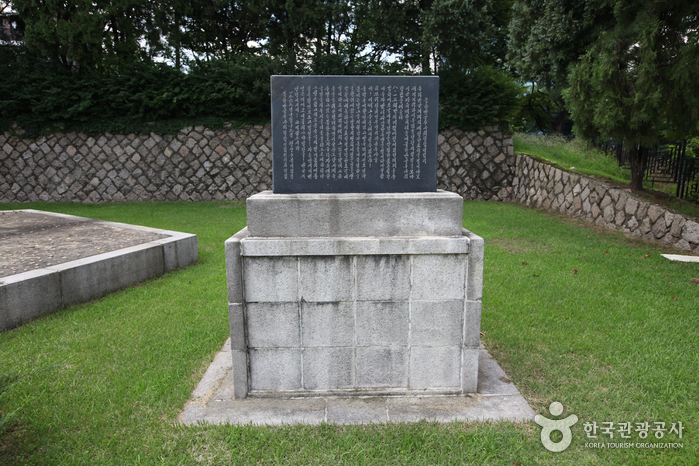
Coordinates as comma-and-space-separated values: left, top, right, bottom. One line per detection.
513, 133, 631, 185
1, 200, 697, 465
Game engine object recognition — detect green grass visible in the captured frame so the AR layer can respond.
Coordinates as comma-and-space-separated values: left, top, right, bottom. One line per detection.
513, 133, 631, 185
1, 201, 698, 465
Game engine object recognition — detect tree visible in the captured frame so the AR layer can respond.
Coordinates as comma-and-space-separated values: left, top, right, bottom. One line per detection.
180, 0, 267, 61
422, 0, 511, 72
360, 0, 511, 75
564, 0, 699, 191
13, 0, 152, 70
506, 0, 613, 132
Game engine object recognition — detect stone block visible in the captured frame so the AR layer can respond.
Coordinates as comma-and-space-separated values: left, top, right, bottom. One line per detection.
300, 256, 353, 302
230, 349, 249, 399
326, 397, 387, 424
228, 303, 246, 351
603, 205, 615, 224
53, 243, 164, 306
683, 220, 699, 244
0, 269, 62, 332
461, 347, 480, 393
674, 239, 692, 251
303, 348, 354, 390
356, 301, 409, 346
356, 255, 410, 300
648, 204, 665, 223
246, 303, 300, 348
246, 191, 464, 238
409, 346, 461, 389
249, 348, 302, 391
243, 256, 298, 302
463, 300, 483, 348
410, 300, 463, 346
671, 216, 686, 237
411, 254, 466, 300
301, 302, 354, 347
652, 217, 668, 239
225, 228, 247, 303
622, 212, 637, 229
242, 235, 470, 257
464, 230, 484, 301
356, 347, 408, 388
154, 233, 198, 272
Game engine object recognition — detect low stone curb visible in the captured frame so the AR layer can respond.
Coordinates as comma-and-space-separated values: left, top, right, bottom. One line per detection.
0, 210, 198, 331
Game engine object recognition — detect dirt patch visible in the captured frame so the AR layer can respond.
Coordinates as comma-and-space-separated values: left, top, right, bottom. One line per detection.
0, 211, 168, 278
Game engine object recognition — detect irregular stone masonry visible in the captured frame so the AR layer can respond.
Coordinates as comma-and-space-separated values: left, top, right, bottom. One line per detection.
437, 126, 515, 201
1, 125, 273, 202
0, 124, 514, 203
512, 154, 699, 254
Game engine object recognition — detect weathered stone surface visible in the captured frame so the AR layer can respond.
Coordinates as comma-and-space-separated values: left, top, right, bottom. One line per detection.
246, 190, 464, 238
671, 216, 686, 237
226, 217, 483, 398
683, 220, 699, 244
2, 124, 514, 203
648, 205, 665, 223
625, 197, 639, 216
674, 239, 692, 251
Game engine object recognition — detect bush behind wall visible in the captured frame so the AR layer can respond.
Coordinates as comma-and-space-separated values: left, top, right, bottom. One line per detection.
1, 49, 522, 138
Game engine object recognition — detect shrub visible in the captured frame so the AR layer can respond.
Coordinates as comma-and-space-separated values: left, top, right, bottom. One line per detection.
439, 66, 523, 131
0, 52, 282, 137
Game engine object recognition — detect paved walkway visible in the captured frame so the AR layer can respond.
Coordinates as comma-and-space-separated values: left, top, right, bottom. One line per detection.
179, 339, 535, 426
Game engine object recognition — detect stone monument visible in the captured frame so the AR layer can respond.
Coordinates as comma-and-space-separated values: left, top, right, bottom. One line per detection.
225, 75, 483, 399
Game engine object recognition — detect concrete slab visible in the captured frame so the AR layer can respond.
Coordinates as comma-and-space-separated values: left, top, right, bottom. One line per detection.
178, 339, 535, 426
661, 254, 699, 263
0, 210, 198, 332
246, 191, 464, 238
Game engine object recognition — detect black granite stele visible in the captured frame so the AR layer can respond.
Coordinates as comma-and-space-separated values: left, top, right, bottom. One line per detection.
271, 75, 439, 193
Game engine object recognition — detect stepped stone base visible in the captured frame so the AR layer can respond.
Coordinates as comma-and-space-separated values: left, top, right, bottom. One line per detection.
225, 191, 483, 399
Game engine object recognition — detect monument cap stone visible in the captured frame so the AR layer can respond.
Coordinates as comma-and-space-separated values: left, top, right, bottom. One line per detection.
271, 75, 439, 193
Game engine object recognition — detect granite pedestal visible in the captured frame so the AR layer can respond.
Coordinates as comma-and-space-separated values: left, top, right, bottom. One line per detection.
225, 190, 483, 399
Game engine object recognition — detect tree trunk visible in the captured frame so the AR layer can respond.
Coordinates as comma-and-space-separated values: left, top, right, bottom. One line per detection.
628, 144, 649, 191
553, 109, 569, 134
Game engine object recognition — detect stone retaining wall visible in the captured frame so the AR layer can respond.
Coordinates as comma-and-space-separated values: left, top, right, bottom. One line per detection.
512, 154, 699, 253
3, 124, 698, 252
437, 127, 515, 201
0, 124, 514, 203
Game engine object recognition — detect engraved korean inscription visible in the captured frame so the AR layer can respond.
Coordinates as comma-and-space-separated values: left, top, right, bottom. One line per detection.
271, 75, 439, 193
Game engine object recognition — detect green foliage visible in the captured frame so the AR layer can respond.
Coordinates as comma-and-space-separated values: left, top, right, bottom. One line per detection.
12, 0, 153, 70
507, 0, 611, 91
564, 0, 699, 189
687, 138, 699, 159
0, 52, 281, 137
423, 0, 511, 71
3, 0, 523, 134
508, 85, 565, 133
506, 0, 612, 133
1, 49, 522, 136
439, 66, 523, 131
